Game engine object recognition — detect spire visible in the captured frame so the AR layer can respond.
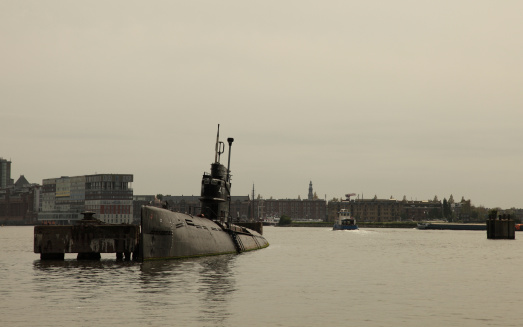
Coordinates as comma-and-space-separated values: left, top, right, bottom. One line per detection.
308, 181, 313, 200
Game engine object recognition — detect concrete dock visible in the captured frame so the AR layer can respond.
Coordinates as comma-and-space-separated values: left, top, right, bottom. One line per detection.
34, 212, 140, 260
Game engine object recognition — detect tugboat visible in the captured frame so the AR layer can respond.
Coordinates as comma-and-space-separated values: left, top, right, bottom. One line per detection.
333, 209, 358, 230
138, 125, 269, 260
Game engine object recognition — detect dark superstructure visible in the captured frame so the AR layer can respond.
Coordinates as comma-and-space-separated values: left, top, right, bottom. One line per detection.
138, 125, 269, 260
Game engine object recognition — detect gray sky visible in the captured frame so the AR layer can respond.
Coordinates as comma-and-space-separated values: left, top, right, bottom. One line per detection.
2, 1, 522, 209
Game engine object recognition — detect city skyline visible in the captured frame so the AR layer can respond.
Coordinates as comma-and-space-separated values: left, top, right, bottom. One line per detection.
2, 2, 523, 209
0, 162, 505, 210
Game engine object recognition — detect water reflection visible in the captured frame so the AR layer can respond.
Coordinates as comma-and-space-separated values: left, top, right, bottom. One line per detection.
196, 255, 237, 324
30, 254, 238, 326
32, 259, 140, 313
33, 259, 137, 270
33, 259, 138, 281
139, 254, 237, 326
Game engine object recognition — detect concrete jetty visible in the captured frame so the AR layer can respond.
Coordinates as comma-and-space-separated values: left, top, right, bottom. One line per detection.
34, 212, 140, 260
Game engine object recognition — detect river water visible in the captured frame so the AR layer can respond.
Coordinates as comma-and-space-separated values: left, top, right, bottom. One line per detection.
1, 226, 521, 326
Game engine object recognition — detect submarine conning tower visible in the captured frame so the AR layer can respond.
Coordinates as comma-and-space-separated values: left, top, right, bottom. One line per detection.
200, 125, 233, 222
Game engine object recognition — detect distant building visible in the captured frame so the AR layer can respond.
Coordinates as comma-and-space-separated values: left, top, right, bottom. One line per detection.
131, 194, 199, 225
510, 209, 523, 222
0, 158, 14, 188
330, 197, 402, 222
135, 181, 327, 222
38, 174, 133, 224
140, 193, 328, 222
0, 175, 41, 225
253, 182, 326, 221
263, 198, 327, 221
132, 195, 156, 224
328, 196, 442, 222
403, 200, 442, 221
163, 195, 201, 215
132, 194, 255, 223
162, 195, 251, 221
230, 196, 251, 221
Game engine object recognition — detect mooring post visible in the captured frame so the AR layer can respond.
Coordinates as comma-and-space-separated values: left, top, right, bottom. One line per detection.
487, 213, 515, 239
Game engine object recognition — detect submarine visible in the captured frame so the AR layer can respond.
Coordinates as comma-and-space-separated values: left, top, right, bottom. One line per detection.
137, 125, 269, 260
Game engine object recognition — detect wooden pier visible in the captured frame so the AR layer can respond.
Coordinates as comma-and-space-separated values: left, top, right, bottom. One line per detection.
34, 212, 140, 260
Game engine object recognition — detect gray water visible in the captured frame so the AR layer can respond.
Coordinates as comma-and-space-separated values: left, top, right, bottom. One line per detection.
1, 226, 521, 327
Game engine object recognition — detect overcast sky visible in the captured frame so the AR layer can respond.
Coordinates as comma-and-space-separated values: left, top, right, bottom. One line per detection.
2, 1, 522, 209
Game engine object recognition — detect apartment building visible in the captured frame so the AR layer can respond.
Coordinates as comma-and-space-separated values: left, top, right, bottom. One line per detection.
263, 198, 327, 221
39, 174, 133, 224
0, 175, 40, 225
0, 158, 13, 188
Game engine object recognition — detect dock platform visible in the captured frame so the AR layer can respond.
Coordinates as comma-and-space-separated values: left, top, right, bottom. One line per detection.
34, 213, 140, 260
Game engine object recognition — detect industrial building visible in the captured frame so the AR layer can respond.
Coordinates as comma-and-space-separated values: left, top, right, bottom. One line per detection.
0, 158, 13, 188
0, 175, 40, 225
39, 174, 133, 224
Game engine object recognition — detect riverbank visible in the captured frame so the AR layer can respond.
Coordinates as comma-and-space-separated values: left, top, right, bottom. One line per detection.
279, 221, 418, 228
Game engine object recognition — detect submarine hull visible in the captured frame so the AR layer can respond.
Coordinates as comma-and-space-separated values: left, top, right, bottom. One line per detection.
139, 206, 269, 260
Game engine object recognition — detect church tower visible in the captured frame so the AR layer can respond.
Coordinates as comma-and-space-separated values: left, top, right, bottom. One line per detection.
308, 181, 313, 200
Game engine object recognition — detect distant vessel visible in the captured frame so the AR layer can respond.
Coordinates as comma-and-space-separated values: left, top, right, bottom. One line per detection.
333, 209, 358, 230
138, 125, 269, 260
416, 222, 431, 229
416, 221, 486, 230
262, 217, 279, 226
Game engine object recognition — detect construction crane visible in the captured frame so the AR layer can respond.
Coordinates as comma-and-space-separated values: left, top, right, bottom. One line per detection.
345, 193, 356, 201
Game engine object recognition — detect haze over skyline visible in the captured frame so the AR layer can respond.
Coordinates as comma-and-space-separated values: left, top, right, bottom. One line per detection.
2, 1, 522, 209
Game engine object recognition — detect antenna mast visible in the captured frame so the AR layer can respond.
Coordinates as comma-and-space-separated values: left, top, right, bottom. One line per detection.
214, 124, 221, 163
226, 137, 234, 222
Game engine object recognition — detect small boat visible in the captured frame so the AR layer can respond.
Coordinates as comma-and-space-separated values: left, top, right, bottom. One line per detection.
333, 209, 358, 230
261, 217, 279, 226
